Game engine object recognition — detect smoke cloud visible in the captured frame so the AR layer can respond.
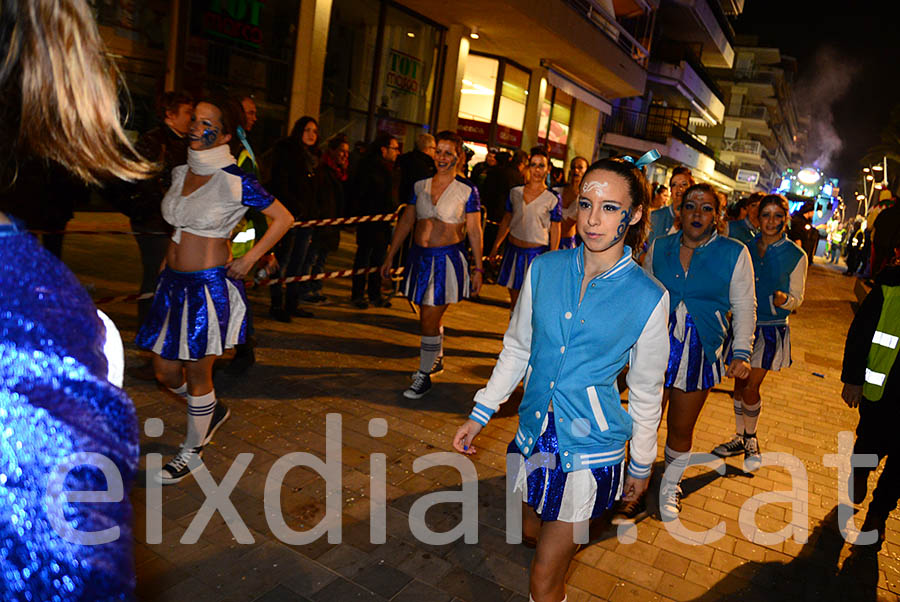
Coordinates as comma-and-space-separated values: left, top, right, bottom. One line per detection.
796, 47, 859, 171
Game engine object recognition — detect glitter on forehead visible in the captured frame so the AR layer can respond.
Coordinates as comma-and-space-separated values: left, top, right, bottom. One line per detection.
582, 181, 610, 196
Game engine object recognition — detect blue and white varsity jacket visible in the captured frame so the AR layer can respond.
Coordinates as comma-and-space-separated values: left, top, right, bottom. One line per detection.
645, 232, 756, 362
727, 218, 759, 246
647, 205, 677, 247
748, 234, 807, 325
468, 247, 670, 479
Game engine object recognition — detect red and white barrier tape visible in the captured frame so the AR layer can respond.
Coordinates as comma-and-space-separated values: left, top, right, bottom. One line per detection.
37, 211, 400, 237
93, 266, 406, 305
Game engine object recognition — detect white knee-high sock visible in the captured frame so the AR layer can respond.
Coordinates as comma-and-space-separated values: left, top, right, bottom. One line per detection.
732, 395, 744, 435
419, 334, 441, 373
185, 391, 216, 448
742, 400, 761, 436
168, 383, 188, 398
664, 445, 691, 485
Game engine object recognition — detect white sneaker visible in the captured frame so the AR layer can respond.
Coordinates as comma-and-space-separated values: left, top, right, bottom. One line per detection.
659, 480, 682, 521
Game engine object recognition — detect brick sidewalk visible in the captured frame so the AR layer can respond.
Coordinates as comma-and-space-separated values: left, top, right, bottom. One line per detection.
61, 214, 900, 601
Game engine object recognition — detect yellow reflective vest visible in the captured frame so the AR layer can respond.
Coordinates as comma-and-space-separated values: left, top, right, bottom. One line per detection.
864, 284, 900, 401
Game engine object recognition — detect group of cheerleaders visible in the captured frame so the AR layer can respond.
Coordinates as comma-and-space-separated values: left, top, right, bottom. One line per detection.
130, 100, 808, 600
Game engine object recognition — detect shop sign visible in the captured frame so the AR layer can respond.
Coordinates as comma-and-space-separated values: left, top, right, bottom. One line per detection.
736, 169, 759, 184
497, 125, 522, 149
201, 0, 265, 49
457, 118, 490, 144
386, 49, 423, 95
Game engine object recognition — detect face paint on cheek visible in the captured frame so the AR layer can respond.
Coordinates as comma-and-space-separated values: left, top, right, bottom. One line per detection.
612, 208, 632, 243
201, 127, 219, 147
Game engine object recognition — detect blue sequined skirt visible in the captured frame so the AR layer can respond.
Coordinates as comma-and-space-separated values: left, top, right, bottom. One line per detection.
497, 242, 548, 290
403, 242, 469, 306
507, 413, 623, 523
136, 266, 248, 360
726, 323, 791, 371
665, 308, 724, 392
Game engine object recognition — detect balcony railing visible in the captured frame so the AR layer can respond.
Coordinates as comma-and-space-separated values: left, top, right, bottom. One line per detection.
652, 42, 725, 101
714, 159, 736, 179
720, 138, 762, 156
566, 0, 651, 66
728, 104, 767, 120
733, 67, 777, 85
603, 107, 716, 158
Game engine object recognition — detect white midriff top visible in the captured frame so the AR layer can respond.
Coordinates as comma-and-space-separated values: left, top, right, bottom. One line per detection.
412, 176, 480, 224
161, 146, 273, 242
508, 186, 562, 245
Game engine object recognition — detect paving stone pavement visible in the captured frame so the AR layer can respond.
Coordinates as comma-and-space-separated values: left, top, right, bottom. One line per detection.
62, 213, 900, 601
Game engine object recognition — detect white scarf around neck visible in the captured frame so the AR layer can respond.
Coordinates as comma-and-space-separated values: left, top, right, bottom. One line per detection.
187, 145, 235, 175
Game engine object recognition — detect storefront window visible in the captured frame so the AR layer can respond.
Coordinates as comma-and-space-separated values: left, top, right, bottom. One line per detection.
321, 0, 442, 151
496, 64, 528, 148
458, 53, 530, 151
458, 55, 498, 124
539, 86, 574, 164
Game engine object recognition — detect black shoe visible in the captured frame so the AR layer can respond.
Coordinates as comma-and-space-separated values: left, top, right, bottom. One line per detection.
743, 434, 761, 472
370, 296, 392, 308
404, 371, 432, 399
155, 445, 203, 485
712, 433, 745, 458
269, 307, 292, 323
203, 402, 231, 446
611, 495, 648, 525
290, 307, 314, 318
301, 293, 327, 304
224, 346, 255, 375
352, 297, 369, 309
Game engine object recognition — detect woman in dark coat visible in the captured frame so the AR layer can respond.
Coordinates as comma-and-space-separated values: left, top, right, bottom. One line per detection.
268, 116, 319, 320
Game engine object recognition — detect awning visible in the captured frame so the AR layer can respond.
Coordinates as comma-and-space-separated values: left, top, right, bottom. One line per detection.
544, 63, 613, 115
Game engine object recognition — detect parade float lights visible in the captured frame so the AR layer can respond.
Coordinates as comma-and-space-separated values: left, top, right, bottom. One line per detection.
776, 167, 839, 227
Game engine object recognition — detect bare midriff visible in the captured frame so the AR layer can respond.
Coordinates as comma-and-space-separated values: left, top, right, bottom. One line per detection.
166, 232, 230, 272
508, 234, 544, 249
413, 218, 466, 248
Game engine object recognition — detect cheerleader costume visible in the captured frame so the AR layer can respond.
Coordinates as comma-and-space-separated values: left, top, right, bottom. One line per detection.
469, 247, 669, 522
554, 185, 580, 249
645, 232, 756, 392
135, 146, 274, 360
729, 234, 807, 370
402, 176, 481, 306
497, 186, 562, 290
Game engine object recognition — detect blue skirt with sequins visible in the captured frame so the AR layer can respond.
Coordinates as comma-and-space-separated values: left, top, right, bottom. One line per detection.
403, 242, 469, 306
507, 413, 623, 523
497, 242, 548, 291
665, 309, 724, 392
136, 266, 248, 360
725, 323, 792, 371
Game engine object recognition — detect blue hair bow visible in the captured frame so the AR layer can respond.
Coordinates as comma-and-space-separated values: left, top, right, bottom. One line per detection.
623, 149, 660, 169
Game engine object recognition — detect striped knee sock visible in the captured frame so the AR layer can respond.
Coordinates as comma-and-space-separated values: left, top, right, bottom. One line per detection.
743, 401, 761, 436
732, 395, 744, 435
168, 383, 188, 398
419, 335, 441, 374
185, 390, 217, 448
664, 445, 692, 485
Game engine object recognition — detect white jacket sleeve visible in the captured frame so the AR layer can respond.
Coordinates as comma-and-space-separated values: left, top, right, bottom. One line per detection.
624, 292, 669, 479
728, 246, 757, 361
779, 254, 808, 312
469, 266, 534, 425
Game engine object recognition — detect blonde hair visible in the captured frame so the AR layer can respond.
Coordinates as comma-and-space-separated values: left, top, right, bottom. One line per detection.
2, 0, 154, 184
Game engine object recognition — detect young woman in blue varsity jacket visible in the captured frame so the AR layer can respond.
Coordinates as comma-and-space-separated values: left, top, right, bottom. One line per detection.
489, 147, 563, 311
637, 183, 756, 522
453, 157, 670, 602
712, 194, 807, 465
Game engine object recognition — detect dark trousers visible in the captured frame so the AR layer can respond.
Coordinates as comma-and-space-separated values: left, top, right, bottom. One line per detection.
299, 242, 329, 295
854, 397, 900, 519
270, 227, 312, 312
351, 223, 391, 300
131, 221, 170, 329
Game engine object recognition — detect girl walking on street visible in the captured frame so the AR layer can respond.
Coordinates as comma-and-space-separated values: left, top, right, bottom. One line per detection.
490, 147, 562, 311
712, 194, 807, 465
619, 183, 755, 523
555, 156, 589, 249
136, 97, 293, 484
381, 131, 484, 399
453, 156, 669, 602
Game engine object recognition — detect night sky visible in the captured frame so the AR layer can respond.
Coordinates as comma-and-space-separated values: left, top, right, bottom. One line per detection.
734, 2, 900, 196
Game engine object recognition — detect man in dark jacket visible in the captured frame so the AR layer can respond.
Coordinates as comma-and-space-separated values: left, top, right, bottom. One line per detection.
790, 202, 818, 265
349, 132, 399, 308
129, 91, 192, 328
395, 132, 436, 205
872, 199, 900, 277
480, 149, 527, 269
